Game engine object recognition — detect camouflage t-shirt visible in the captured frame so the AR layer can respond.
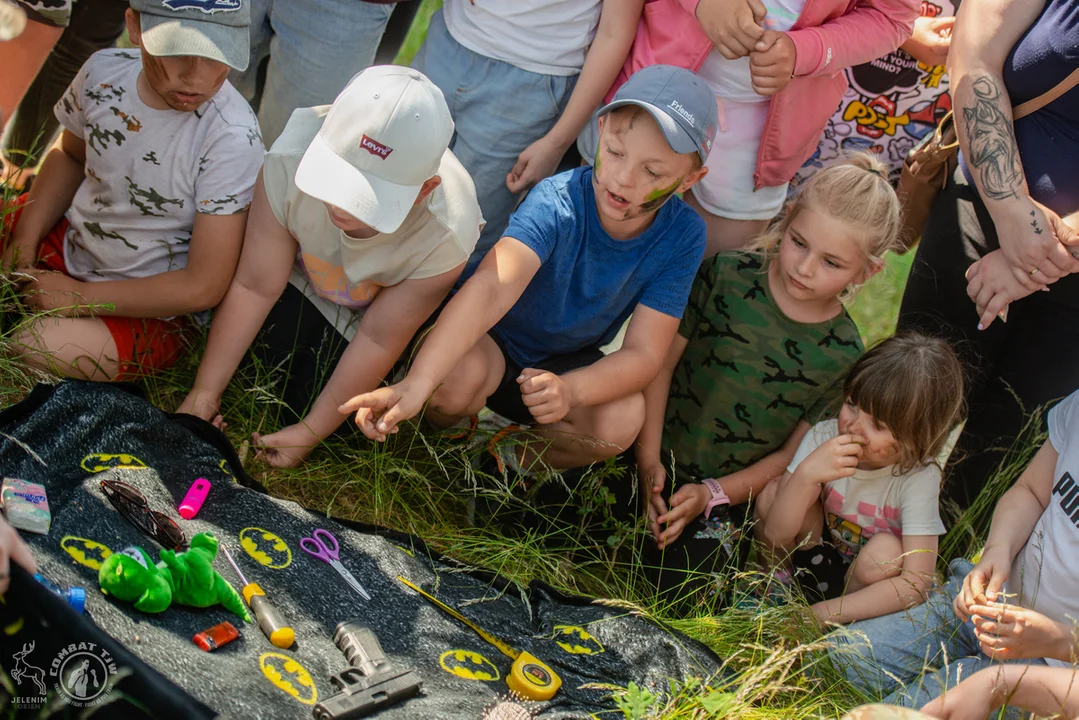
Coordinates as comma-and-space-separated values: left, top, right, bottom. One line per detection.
54, 49, 264, 283
662, 252, 863, 483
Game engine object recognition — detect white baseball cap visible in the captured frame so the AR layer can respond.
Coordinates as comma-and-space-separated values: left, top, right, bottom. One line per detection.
295, 66, 454, 235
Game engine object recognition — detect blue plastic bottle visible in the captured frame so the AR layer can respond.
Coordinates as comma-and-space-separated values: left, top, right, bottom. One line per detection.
34, 574, 86, 614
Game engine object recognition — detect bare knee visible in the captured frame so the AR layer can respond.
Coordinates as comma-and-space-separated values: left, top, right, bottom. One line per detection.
428, 342, 502, 418
754, 478, 779, 523
575, 392, 645, 460
429, 365, 487, 417
851, 532, 904, 586
9, 320, 118, 381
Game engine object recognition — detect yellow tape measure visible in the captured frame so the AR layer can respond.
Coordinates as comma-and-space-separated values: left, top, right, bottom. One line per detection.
398, 577, 562, 701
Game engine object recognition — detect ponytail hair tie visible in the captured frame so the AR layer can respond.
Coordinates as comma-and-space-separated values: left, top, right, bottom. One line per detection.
867, 167, 886, 179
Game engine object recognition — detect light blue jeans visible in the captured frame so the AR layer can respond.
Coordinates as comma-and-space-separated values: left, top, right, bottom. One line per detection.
412, 9, 576, 280
230, 0, 394, 147
827, 559, 1046, 717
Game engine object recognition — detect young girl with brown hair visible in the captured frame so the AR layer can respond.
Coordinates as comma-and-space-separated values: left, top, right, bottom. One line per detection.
755, 331, 966, 624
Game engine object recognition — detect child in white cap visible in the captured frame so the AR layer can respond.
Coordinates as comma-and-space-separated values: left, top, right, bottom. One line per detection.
2, 0, 263, 381
178, 65, 483, 468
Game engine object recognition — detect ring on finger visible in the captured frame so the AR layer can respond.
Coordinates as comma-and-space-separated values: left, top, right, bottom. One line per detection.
1030, 267, 1040, 276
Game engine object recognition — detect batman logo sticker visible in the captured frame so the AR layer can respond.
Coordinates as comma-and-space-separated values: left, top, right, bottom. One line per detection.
552, 625, 605, 655
61, 536, 114, 570
439, 649, 500, 682
259, 653, 317, 705
240, 527, 292, 569
80, 452, 147, 473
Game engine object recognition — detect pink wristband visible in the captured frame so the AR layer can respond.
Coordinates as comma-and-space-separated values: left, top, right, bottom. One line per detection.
702, 478, 730, 519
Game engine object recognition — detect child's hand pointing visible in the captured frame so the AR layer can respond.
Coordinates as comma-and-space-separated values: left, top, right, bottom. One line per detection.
750, 30, 797, 96
339, 377, 433, 441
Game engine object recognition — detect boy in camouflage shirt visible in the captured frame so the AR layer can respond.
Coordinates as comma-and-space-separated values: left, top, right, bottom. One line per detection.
2, 0, 262, 380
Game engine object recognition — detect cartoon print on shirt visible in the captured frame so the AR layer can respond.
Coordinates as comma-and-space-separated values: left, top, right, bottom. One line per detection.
793, 0, 956, 186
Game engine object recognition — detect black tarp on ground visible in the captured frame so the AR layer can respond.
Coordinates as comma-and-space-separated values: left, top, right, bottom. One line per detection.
0, 382, 725, 718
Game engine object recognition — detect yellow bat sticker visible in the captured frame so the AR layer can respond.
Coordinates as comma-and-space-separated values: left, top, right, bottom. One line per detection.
552, 625, 605, 656
240, 527, 292, 569
259, 653, 318, 705
80, 452, 147, 473
439, 649, 500, 682
61, 536, 113, 570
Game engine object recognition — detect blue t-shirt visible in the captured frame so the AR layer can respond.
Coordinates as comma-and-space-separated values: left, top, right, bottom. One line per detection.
492, 167, 706, 368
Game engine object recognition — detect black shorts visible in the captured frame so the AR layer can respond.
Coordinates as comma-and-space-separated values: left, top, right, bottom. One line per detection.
790, 543, 851, 602
485, 333, 604, 426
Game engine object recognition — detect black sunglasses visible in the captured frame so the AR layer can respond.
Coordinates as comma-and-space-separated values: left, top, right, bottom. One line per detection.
101, 477, 186, 550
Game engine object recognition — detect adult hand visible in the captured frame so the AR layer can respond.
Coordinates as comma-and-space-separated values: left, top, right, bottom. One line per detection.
251, 423, 321, 469
656, 482, 709, 550
920, 666, 1001, 719
954, 545, 1011, 621
518, 368, 572, 425
970, 602, 1073, 661
696, 0, 767, 59
0, 514, 36, 596
506, 134, 567, 194
794, 434, 865, 485
995, 200, 1079, 282
901, 15, 954, 68
20, 270, 85, 315
965, 249, 1045, 330
176, 390, 224, 428
338, 376, 432, 442
636, 455, 668, 542
750, 31, 797, 96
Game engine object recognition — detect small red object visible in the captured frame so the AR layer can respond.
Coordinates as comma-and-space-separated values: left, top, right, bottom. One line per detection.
193, 621, 238, 652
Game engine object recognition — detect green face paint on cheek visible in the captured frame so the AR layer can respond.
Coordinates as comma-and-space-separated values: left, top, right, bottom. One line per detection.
639, 177, 683, 212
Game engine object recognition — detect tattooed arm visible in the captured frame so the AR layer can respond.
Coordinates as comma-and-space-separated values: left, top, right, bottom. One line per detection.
948, 0, 1079, 281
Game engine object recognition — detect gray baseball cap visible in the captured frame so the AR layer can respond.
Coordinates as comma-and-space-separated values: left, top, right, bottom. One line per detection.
130, 0, 250, 71
598, 65, 719, 164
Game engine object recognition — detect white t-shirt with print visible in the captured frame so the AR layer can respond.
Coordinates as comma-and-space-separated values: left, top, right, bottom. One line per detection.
262, 106, 484, 341
1008, 390, 1079, 668
442, 0, 602, 76
791, 0, 958, 186
788, 420, 946, 559
55, 49, 264, 283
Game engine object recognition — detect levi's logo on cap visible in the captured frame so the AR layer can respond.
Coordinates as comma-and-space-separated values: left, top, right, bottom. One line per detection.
360, 134, 393, 159
161, 0, 241, 12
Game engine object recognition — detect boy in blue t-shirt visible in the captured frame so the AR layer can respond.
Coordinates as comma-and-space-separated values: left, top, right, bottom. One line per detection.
342, 65, 717, 472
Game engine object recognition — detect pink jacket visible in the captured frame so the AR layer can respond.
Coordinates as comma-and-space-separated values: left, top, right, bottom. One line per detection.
608, 0, 918, 188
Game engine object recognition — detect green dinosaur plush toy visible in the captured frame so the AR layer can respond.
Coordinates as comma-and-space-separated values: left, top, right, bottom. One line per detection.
99, 532, 251, 622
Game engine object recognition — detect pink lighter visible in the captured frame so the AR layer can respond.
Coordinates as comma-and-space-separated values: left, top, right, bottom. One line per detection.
178, 478, 211, 519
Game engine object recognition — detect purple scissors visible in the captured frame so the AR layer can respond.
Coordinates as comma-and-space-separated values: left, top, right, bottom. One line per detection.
299, 528, 371, 601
